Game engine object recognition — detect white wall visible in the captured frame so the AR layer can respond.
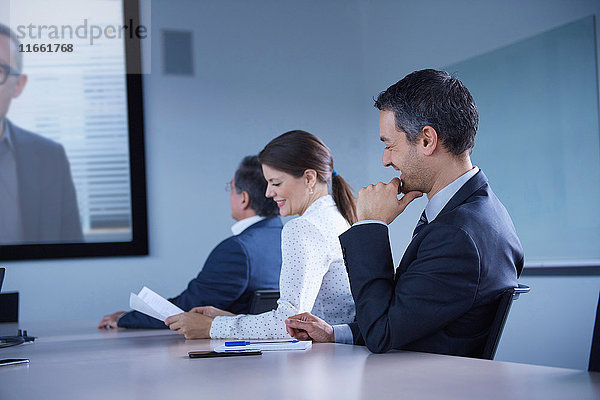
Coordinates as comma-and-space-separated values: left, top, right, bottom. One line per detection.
2, 0, 599, 371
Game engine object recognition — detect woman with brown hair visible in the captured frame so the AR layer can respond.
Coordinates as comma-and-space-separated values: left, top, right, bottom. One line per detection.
166, 130, 357, 339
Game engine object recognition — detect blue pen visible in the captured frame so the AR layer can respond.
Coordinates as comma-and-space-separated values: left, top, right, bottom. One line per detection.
225, 340, 299, 347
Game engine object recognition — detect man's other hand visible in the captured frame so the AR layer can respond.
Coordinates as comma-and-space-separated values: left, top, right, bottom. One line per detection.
97, 311, 125, 329
285, 312, 334, 343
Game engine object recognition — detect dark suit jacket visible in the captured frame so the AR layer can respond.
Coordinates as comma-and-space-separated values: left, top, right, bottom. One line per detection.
118, 217, 283, 328
9, 120, 83, 243
340, 170, 524, 356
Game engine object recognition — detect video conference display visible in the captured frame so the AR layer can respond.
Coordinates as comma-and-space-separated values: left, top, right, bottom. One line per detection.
1, 0, 147, 258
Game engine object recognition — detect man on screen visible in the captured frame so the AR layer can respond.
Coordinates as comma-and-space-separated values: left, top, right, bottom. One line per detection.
98, 155, 283, 329
0, 23, 82, 244
285, 69, 524, 357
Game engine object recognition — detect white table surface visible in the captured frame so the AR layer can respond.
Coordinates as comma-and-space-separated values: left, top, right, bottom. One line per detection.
0, 321, 599, 400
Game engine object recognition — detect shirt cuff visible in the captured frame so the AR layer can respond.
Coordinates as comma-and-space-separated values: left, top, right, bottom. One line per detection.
333, 324, 354, 344
209, 315, 230, 338
353, 220, 387, 227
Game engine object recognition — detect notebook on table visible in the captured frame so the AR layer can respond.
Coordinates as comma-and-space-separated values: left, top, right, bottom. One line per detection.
213, 340, 312, 352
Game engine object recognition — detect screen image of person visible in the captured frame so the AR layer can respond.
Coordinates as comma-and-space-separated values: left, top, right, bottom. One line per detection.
0, 23, 82, 244
285, 69, 524, 357
165, 131, 357, 339
98, 155, 283, 329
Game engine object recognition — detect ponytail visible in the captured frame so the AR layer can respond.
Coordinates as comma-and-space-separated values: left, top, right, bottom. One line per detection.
332, 173, 357, 225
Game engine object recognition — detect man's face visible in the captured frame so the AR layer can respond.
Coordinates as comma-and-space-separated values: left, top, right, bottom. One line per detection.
0, 35, 26, 122
229, 177, 245, 221
379, 110, 429, 194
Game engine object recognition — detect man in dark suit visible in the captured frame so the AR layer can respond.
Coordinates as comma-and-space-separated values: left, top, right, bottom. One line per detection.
285, 69, 524, 357
0, 23, 82, 244
98, 156, 283, 329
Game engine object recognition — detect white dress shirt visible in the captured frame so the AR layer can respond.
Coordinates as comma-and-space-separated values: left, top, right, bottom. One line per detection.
230, 215, 265, 236
334, 167, 480, 344
210, 195, 356, 339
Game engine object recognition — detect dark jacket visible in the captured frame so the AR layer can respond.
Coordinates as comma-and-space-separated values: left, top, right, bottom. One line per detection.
340, 170, 523, 356
9, 120, 82, 243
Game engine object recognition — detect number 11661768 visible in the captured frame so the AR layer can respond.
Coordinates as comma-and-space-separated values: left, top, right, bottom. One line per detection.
19, 43, 74, 53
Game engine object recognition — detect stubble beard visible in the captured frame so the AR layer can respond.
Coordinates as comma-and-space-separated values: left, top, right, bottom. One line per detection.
398, 152, 429, 195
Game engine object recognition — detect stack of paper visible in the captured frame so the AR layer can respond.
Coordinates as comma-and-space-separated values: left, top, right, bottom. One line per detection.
129, 286, 184, 322
213, 340, 312, 352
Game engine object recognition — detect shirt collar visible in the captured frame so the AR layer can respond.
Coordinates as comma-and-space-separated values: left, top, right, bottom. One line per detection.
231, 215, 265, 236
424, 166, 479, 223
0, 119, 15, 152
302, 194, 335, 217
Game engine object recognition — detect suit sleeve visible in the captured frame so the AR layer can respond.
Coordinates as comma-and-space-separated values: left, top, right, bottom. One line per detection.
340, 223, 480, 353
348, 322, 365, 346
117, 310, 169, 329
57, 144, 83, 242
118, 237, 250, 329
168, 237, 250, 311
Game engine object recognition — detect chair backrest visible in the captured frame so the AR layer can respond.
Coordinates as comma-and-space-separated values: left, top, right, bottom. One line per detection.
249, 290, 280, 314
481, 284, 530, 360
588, 292, 600, 372
0, 292, 19, 323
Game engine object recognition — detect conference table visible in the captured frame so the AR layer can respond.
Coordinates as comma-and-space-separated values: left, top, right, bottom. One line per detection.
0, 321, 599, 399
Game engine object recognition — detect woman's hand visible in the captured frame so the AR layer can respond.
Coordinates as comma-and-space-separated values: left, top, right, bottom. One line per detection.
165, 312, 214, 339
190, 306, 236, 318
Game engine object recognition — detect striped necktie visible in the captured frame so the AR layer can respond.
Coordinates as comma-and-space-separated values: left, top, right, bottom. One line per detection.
412, 210, 428, 238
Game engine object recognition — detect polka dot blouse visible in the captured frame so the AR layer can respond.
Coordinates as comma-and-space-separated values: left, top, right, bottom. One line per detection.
210, 195, 356, 339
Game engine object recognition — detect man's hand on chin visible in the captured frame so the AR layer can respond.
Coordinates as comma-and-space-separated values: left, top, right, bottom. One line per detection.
357, 177, 423, 224
165, 312, 213, 339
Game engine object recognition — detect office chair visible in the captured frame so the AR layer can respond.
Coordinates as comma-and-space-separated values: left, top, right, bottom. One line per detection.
249, 290, 280, 314
481, 284, 530, 360
588, 292, 600, 372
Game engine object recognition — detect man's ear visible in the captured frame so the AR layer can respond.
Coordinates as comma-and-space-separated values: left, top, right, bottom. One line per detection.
12, 74, 27, 99
303, 169, 318, 190
240, 190, 251, 210
419, 125, 438, 156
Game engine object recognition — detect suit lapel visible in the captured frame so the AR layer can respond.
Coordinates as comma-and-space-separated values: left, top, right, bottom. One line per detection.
10, 120, 42, 239
394, 170, 489, 280
437, 170, 488, 219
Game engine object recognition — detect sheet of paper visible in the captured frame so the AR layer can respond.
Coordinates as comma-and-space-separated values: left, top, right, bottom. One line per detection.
129, 286, 184, 322
129, 293, 167, 321
213, 340, 312, 352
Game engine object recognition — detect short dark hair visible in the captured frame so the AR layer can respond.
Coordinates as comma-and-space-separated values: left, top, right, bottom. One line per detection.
0, 23, 23, 71
234, 155, 279, 217
375, 69, 478, 155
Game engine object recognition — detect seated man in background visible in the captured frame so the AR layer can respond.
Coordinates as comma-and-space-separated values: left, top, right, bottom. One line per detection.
98, 155, 283, 329
285, 69, 523, 357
